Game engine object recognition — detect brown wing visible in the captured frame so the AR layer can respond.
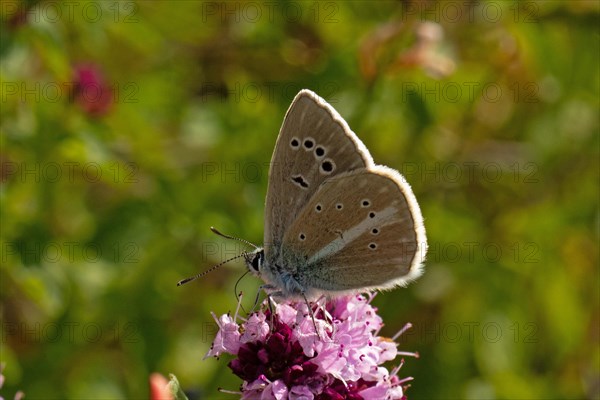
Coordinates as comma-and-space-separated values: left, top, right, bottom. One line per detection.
263, 90, 373, 260
281, 167, 427, 292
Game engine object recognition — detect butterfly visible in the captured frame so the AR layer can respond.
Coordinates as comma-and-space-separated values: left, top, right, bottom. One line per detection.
238, 89, 427, 301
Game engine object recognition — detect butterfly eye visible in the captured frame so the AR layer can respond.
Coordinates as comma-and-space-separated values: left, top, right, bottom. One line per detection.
250, 251, 263, 272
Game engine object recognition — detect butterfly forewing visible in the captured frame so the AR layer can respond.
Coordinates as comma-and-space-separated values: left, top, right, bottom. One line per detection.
264, 90, 373, 258
281, 167, 426, 293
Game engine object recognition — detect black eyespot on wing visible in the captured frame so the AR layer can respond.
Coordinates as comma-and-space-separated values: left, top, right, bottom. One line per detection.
291, 175, 309, 188
303, 139, 314, 149
321, 159, 334, 174
290, 138, 300, 148
315, 147, 325, 157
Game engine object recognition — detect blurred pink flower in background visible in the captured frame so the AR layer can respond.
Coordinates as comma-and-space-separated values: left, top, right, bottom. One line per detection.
0, 363, 24, 400
149, 373, 173, 400
72, 63, 113, 117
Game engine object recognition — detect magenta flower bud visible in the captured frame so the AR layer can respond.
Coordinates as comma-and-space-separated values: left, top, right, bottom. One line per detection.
72, 64, 113, 117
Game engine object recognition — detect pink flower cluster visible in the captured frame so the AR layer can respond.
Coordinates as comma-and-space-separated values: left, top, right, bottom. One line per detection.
206, 294, 416, 399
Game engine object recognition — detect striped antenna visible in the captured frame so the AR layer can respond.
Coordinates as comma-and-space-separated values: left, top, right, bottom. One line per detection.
176, 253, 247, 286
176, 227, 258, 286
210, 227, 259, 250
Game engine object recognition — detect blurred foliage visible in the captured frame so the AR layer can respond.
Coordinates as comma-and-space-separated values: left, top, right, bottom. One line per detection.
1, 0, 598, 399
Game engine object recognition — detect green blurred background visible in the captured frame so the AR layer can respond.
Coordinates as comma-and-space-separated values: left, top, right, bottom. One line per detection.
1, 1, 598, 399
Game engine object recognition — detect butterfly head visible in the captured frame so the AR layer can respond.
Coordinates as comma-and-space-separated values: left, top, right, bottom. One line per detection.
244, 248, 265, 276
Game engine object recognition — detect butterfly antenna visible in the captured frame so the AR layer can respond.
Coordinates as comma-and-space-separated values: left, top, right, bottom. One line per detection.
177, 252, 247, 286
210, 227, 259, 250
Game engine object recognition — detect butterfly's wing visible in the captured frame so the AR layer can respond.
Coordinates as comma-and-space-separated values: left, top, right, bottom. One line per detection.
264, 90, 373, 259
281, 166, 427, 294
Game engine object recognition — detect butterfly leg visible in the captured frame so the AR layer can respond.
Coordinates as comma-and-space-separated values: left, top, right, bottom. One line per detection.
247, 283, 278, 314
254, 284, 282, 335
255, 284, 321, 339
301, 291, 322, 340
248, 286, 263, 314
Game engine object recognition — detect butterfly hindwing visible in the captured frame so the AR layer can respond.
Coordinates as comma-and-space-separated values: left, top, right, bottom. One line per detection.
280, 167, 426, 294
